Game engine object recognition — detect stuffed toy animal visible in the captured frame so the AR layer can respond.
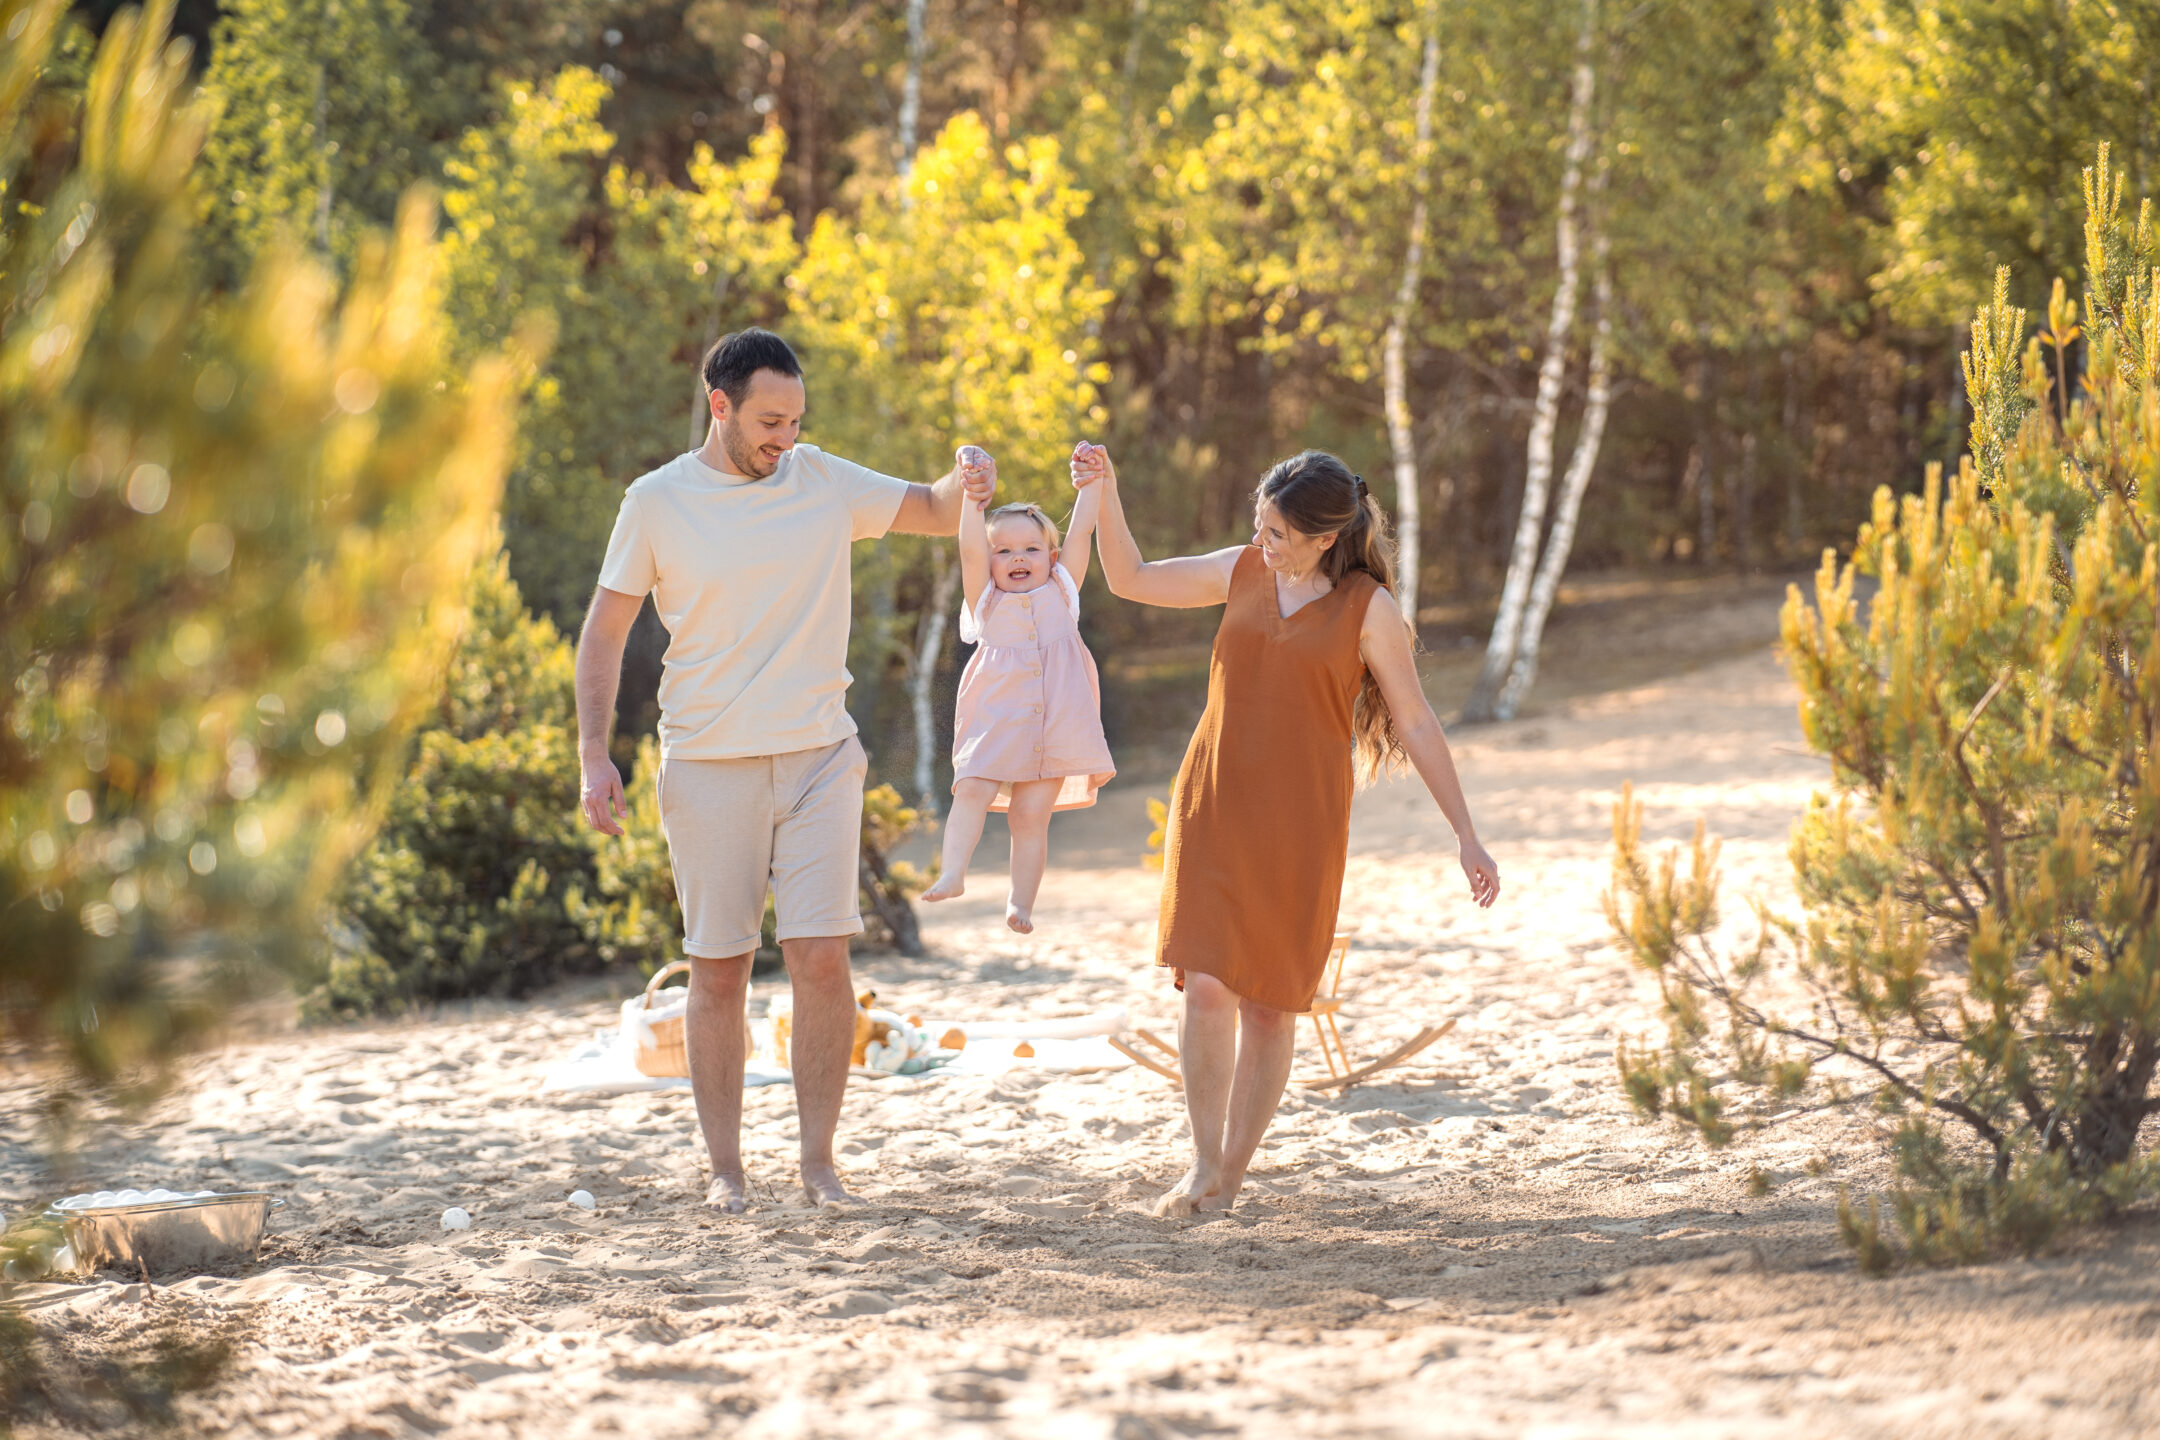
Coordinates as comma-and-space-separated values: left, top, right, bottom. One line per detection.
845, 989, 930, 1073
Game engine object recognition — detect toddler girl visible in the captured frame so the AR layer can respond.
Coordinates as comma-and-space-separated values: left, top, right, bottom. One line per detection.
920, 464, 1115, 932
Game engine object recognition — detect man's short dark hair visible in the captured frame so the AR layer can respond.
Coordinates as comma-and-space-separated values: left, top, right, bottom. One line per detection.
702, 328, 803, 408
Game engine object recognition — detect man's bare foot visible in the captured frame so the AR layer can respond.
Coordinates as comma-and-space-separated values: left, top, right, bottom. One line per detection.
1006, 901, 1033, 934
1152, 1166, 1222, 1218
801, 1164, 860, 1209
921, 873, 964, 903
706, 1173, 748, 1215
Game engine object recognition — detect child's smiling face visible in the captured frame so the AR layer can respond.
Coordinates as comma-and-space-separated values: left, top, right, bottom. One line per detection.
988, 514, 1058, 592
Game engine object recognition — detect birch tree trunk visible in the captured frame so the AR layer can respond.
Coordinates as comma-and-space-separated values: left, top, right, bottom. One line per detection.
898, 0, 927, 181
1460, 0, 1598, 723
1382, 7, 1442, 623
686, 269, 733, 450
1696, 347, 1716, 564
1494, 237, 1611, 720
908, 542, 960, 813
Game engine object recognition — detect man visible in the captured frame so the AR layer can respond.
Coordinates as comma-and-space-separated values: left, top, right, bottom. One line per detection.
575, 328, 994, 1211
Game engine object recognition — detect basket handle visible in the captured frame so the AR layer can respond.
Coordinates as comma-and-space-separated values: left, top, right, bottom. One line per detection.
642, 960, 694, 1006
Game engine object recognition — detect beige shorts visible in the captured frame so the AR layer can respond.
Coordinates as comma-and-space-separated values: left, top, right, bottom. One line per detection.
656, 735, 867, 958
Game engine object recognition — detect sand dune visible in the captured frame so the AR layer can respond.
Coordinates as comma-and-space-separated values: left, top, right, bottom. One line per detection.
6, 644, 2156, 1439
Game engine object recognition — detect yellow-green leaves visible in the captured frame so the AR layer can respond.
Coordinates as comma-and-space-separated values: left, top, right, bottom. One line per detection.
1785, 0, 2156, 326
1, 0, 518, 1102
2081, 142, 2160, 391
1961, 268, 2036, 495
790, 112, 1106, 502
1611, 152, 2160, 1266
434, 74, 797, 625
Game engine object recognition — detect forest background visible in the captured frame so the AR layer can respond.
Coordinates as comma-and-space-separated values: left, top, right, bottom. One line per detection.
167, 0, 2160, 767
8, 0, 2160, 1029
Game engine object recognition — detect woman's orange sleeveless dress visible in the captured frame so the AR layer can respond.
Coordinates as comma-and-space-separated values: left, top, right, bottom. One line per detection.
1156, 546, 1379, 1013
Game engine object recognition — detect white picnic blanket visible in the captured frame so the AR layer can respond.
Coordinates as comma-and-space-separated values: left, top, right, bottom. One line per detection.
541, 1004, 1132, 1094
539, 1029, 794, 1094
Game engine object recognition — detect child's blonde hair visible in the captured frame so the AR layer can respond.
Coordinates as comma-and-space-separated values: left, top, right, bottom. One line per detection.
985, 502, 1061, 550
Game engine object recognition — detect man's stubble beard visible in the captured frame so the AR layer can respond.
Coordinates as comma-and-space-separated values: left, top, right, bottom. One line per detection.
718, 417, 779, 479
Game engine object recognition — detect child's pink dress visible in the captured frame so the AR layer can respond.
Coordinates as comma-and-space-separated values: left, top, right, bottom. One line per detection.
952, 564, 1116, 812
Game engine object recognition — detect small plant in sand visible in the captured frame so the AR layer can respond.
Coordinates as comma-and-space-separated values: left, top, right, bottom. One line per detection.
1143, 796, 1169, 872
1608, 145, 2160, 1272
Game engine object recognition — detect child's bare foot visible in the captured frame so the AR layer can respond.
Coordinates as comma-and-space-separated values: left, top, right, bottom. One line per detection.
801, 1163, 860, 1209
706, 1172, 748, 1215
921, 873, 964, 903
1153, 1166, 1222, 1218
1005, 900, 1033, 934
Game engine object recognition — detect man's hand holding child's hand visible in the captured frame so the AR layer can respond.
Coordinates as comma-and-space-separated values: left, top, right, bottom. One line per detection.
957, 445, 997, 508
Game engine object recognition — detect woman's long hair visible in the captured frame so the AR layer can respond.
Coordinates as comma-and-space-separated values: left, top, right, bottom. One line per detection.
1256, 449, 1408, 784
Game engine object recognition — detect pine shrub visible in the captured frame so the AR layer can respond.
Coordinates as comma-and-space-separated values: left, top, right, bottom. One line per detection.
0, 0, 517, 1102
309, 551, 648, 1014
1608, 145, 2160, 1269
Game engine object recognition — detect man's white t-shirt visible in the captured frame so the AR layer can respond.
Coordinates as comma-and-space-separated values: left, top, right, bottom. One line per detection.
598, 444, 910, 760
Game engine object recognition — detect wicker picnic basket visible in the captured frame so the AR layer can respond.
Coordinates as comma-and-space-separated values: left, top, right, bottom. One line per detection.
631, 961, 693, 1078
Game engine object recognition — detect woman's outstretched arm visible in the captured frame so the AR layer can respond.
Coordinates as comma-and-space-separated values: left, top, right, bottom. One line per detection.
1071, 442, 1241, 609
1359, 588, 1501, 908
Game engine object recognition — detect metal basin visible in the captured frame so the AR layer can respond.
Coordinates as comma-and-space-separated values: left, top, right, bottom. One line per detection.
48, 1191, 285, 1274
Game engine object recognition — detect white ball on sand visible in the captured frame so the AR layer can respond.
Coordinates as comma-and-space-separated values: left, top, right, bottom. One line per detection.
567, 1190, 595, 1211
440, 1207, 472, 1231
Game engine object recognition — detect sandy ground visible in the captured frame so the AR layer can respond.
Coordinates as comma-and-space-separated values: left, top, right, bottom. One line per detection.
6, 586, 2159, 1438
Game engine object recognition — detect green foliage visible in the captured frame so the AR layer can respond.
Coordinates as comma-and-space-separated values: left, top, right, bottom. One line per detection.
2081, 145, 2160, 386
437, 73, 796, 625
313, 549, 674, 1016
1150, 0, 1504, 365
317, 603, 942, 1010
577, 733, 682, 973
1777, 0, 2160, 324
194, 0, 444, 281
0, 0, 517, 1107
1609, 149, 2160, 1269
791, 111, 1107, 505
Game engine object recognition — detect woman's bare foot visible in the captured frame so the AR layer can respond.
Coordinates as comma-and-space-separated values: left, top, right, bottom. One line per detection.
1152, 1166, 1222, 1218
1006, 898, 1033, 934
1194, 1181, 1240, 1213
921, 873, 964, 903
801, 1163, 860, 1209
706, 1172, 748, 1215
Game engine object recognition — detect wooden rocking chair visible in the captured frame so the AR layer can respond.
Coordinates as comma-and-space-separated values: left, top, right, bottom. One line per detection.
1109, 935, 1456, 1092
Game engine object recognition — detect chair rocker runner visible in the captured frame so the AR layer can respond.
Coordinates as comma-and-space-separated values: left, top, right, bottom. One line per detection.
1111, 936, 1456, 1092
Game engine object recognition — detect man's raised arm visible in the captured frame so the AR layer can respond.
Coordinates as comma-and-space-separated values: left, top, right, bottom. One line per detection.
576, 584, 646, 836
890, 446, 998, 535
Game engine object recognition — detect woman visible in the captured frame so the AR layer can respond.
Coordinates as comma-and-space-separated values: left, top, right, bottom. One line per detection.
1071, 443, 1500, 1217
